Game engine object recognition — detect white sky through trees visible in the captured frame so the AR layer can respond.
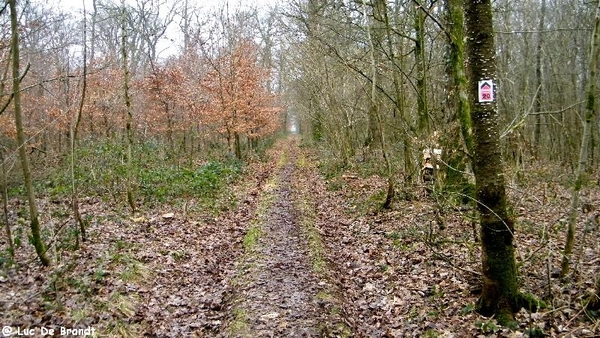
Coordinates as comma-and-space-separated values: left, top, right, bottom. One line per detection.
48, 0, 281, 60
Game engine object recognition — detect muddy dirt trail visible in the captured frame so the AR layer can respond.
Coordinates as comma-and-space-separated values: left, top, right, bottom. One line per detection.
219, 140, 348, 337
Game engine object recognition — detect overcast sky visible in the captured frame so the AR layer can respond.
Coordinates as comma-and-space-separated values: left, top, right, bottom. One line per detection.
46, 0, 282, 60
52, 0, 280, 14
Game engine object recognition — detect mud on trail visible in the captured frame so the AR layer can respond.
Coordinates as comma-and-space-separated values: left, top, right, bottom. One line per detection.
219, 139, 349, 337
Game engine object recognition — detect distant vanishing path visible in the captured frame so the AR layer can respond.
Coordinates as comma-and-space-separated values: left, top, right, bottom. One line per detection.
220, 138, 348, 337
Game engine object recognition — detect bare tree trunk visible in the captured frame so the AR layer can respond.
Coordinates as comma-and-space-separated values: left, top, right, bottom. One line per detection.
560, 0, 600, 278
365, 0, 395, 208
234, 132, 242, 160
1, 151, 14, 259
0, 59, 14, 260
414, 2, 429, 134
533, 0, 546, 155
71, 0, 89, 245
447, 0, 473, 157
382, 2, 413, 182
9, 0, 51, 266
464, 0, 518, 324
444, 0, 475, 209
121, 2, 136, 213
182, 0, 190, 52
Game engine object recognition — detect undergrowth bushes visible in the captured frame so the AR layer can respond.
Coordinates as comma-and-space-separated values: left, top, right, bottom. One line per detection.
45, 140, 244, 206
137, 159, 242, 203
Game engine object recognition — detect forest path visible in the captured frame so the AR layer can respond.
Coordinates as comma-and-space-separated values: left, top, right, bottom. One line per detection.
219, 137, 349, 337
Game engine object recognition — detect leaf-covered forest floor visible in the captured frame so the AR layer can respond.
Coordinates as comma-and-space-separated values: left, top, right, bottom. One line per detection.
0, 136, 599, 337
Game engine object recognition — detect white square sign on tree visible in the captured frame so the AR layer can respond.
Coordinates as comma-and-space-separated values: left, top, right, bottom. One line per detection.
478, 80, 494, 102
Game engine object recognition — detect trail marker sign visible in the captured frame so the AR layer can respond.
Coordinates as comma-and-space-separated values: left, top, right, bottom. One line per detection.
478, 80, 494, 102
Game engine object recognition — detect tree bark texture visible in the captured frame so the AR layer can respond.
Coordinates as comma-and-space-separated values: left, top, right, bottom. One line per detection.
464, 0, 519, 324
446, 0, 473, 157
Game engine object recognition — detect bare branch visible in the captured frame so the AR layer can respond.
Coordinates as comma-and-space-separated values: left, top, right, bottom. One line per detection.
529, 100, 586, 115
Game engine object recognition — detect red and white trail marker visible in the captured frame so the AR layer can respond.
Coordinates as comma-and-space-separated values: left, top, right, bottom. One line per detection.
478, 80, 494, 102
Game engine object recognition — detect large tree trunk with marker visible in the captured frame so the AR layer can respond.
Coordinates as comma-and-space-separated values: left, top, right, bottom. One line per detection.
464, 0, 519, 324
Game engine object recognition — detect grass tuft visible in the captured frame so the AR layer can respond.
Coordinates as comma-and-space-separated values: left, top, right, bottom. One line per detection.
120, 259, 149, 283
243, 226, 261, 251
230, 307, 249, 334
109, 292, 137, 318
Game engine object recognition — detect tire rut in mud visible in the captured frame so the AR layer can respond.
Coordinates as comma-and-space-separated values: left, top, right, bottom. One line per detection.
222, 147, 339, 337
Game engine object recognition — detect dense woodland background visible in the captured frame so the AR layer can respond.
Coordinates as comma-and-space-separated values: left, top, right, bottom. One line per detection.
0, 0, 598, 187
1, 0, 600, 336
